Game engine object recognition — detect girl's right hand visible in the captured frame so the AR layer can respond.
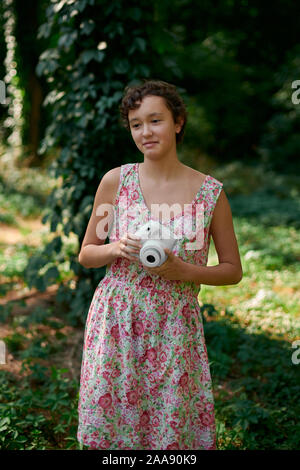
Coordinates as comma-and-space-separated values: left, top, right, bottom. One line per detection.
112, 232, 142, 262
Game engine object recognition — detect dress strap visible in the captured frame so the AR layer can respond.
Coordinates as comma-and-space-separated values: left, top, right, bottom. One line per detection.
114, 163, 135, 206
204, 176, 224, 230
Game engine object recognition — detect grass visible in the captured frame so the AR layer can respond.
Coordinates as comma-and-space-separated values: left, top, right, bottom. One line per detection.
0, 148, 299, 449
201, 221, 300, 449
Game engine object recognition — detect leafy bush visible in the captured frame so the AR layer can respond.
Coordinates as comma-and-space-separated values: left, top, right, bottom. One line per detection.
24, 0, 182, 326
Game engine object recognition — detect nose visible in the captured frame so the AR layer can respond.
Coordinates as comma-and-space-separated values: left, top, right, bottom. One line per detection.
142, 124, 153, 137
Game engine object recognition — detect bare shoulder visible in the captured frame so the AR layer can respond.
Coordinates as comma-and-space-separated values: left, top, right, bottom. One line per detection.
95, 166, 121, 205
181, 164, 207, 185
101, 166, 121, 185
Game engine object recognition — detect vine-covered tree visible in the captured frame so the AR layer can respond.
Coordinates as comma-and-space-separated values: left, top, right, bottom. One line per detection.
24, 0, 181, 325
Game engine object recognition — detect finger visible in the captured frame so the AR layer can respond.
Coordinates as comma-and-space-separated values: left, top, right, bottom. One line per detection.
122, 248, 138, 261
127, 236, 142, 250
121, 237, 127, 247
128, 232, 141, 245
124, 245, 136, 255
128, 232, 140, 239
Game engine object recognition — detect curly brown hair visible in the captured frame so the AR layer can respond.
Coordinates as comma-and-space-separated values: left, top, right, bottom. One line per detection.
119, 79, 188, 144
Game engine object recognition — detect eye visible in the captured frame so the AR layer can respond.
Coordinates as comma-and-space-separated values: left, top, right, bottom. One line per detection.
132, 120, 161, 129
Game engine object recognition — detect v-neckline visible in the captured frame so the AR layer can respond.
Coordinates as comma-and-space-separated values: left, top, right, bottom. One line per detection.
135, 162, 210, 223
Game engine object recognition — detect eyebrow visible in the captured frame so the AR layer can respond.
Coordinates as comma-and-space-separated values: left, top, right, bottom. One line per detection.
129, 112, 164, 123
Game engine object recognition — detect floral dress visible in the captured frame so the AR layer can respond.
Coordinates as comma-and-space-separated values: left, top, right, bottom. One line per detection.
77, 162, 223, 450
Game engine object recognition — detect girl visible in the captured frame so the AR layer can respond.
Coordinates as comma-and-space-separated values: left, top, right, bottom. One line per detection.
77, 79, 243, 450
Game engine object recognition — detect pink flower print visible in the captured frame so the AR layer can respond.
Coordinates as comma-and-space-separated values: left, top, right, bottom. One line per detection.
121, 186, 129, 198
88, 440, 98, 449
190, 380, 198, 395
151, 287, 160, 297
191, 347, 200, 362
99, 438, 110, 449
111, 367, 121, 378
141, 435, 150, 447
132, 378, 138, 388
114, 293, 122, 303
132, 321, 144, 336
131, 189, 140, 201
167, 442, 180, 450
110, 325, 120, 341
150, 385, 159, 397
140, 410, 150, 426
140, 276, 153, 288
199, 411, 214, 426
195, 400, 206, 412
159, 351, 167, 362
182, 304, 191, 320
146, 347, 157, 363
126, 390, 138, 405
148, 372, 157, 383
102, 370, 112, 385
157, 304, 165, 315
152, 416, 160, 427
206, 403, 214, 412
179, 372, 189, 387
169, 420, 178, 431
107, 408, 116, 418
98, 392, 112, 409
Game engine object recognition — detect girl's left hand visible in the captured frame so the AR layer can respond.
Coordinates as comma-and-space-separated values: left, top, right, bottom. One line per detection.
144, 248, 186, 281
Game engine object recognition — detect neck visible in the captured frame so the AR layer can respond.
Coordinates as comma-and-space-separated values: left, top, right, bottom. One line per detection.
140, 157, 184, 183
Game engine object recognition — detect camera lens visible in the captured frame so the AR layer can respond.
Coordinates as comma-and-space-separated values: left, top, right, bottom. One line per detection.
147, 255, 156, 263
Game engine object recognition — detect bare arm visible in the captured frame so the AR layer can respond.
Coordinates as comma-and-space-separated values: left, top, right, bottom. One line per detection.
78, 167, 121, 269
182, 189, 243, 286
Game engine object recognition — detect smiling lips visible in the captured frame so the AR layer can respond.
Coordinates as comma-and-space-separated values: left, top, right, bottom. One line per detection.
143, 142, 158, 146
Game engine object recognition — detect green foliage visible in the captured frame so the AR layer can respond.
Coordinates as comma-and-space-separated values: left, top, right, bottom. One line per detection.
0, 159, 56, 223
0, 366, 79, 450
257, 44, 300, 175
200, 200, 300, 450
25, 0, 179, 325
10, 0, 299, 325
203, 314, 300, 449
1, 164, 300, 448
0, 302, 80, 450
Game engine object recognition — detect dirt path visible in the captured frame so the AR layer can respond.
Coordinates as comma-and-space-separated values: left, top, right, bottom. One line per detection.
0, 218, 47, 246
0, 218, 83, 383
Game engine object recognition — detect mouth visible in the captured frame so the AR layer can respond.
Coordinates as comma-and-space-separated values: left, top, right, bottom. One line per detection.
143, 142, 158, 146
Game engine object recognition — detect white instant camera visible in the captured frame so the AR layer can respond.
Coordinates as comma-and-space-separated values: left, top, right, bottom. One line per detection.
131, 221, 177, 267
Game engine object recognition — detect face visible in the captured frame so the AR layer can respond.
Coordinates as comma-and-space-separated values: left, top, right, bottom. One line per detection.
128, 95, 183, 159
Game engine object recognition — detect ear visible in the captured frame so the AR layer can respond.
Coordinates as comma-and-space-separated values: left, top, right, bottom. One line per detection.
175, 116, 184, 134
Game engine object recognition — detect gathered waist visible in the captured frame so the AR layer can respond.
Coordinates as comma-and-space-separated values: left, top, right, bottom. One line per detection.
99, 267, 200, 300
